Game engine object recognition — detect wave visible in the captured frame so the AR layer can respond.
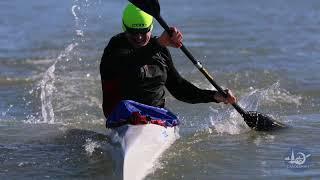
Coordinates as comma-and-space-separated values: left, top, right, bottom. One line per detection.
0, 77, 34, 86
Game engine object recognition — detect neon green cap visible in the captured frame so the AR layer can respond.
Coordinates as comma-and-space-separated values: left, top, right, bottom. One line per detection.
122, 3, 153, 33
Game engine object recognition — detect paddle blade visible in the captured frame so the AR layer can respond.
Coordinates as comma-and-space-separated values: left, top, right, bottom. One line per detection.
244, 111, 287, 131
128, 0, 160, 18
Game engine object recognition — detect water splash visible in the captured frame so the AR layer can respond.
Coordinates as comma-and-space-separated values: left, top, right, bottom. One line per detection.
1, 104, 13, 117
23, 0, 103, 125
241, 82, 302, 109
40, 62, 56, 124
72, 0, 92, 41
83, 138, 101, 156
71, 5, 80, 21
72, 5, 84, 37
38, 43, 78, 124
211, 109, 248, 135
211, 82, 301, 134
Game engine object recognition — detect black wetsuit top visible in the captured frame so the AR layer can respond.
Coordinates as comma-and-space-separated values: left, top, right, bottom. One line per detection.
100, 33, 217, 115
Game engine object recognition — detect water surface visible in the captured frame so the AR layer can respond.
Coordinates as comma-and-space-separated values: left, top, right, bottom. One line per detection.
0, 0, 319, 179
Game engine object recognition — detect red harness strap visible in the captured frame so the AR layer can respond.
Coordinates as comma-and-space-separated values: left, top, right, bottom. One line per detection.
129, 112, 166, 127
106, 111, 167, 128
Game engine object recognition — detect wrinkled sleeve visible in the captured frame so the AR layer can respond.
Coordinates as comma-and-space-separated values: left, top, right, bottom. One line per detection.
100, 37, 122, 118
163, 48, 218, 104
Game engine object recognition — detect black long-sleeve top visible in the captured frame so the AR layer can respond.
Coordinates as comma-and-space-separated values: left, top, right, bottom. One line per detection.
100, 33, 218, 117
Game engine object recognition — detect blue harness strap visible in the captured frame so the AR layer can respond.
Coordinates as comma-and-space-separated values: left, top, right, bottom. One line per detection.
106, 100, 179, 128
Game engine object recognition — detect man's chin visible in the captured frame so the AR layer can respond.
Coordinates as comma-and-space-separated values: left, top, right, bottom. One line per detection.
134, 42, 148, 48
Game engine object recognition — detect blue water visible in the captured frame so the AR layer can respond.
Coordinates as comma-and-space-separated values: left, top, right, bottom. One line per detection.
0, 0, 319, 179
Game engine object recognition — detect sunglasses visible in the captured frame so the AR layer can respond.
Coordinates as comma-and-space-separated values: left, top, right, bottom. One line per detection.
123, 23, 152, 35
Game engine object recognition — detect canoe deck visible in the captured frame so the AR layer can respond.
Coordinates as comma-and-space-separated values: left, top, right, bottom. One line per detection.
114, 124, 178, 180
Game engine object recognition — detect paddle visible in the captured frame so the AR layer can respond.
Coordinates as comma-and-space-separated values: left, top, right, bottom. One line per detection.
128, 0, 287, 131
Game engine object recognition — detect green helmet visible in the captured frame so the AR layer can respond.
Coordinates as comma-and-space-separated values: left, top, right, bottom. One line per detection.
122, 3, 153, 33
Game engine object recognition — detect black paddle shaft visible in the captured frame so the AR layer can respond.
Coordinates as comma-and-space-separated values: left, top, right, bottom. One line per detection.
156, 16, 248, 117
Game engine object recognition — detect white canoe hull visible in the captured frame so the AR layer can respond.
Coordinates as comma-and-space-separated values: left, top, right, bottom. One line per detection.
114, 124, 178, 180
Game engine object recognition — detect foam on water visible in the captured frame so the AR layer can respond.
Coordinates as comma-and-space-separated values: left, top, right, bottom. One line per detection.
210, 82, 302, 134
83, 138, 101, 156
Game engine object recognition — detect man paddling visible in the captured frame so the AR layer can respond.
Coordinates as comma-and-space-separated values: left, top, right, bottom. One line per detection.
100, 3, 236, 124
